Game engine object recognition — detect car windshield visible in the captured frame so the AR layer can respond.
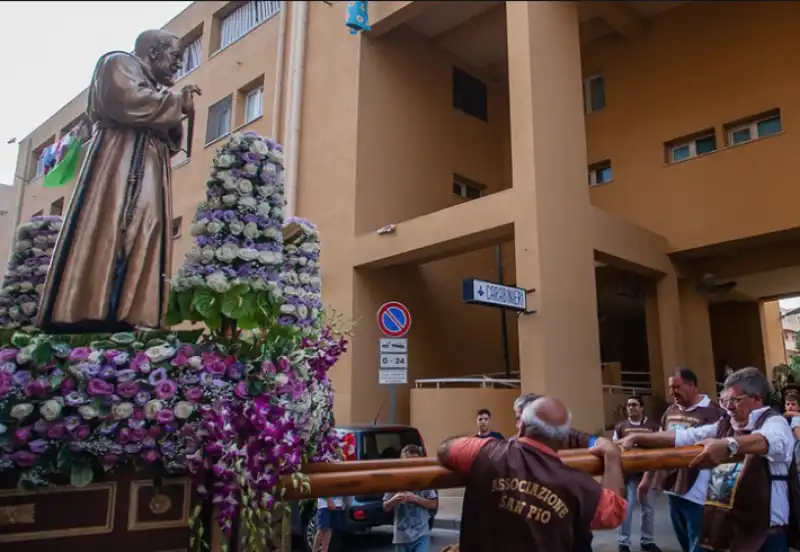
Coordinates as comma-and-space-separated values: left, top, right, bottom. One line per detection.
359, 429, 423, 460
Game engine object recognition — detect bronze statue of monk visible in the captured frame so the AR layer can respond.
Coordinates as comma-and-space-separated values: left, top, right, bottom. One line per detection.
37, 30, 201, 334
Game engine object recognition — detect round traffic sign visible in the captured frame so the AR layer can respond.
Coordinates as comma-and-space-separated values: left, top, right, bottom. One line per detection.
377, 302, 412, 338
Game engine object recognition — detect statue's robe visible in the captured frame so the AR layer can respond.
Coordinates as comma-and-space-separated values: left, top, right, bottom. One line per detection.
37, 51, 184, 333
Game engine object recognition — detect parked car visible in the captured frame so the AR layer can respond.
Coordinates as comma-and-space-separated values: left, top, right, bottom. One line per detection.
292, 424, 437, 551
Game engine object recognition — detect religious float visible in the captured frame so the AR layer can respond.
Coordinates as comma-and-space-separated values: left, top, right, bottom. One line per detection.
0, 18, 706, 552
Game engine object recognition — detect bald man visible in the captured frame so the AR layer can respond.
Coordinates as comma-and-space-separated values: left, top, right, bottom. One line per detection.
438, 397, 627, 551
513, 393, 598, 448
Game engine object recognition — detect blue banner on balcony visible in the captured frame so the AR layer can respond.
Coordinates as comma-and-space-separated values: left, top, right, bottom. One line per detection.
345, 1, 371, 35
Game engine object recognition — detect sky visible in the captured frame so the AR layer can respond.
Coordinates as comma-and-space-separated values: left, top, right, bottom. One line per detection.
0, 1, 192, 186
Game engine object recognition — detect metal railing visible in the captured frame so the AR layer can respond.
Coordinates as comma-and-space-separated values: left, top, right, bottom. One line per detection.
414, 377, 521, 389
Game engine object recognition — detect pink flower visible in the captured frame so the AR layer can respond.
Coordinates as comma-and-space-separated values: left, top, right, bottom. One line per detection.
47, 423, 66, 439
185, 387, 203, 402
261, 360, 276, 374
68, 347, 91, 362
24, 380, 48, 397
60, 378, 76, 392
156, 409, 175, 424
130, 353, 151, 373
149, 425, 162, 438
13, 426, 32, 444
116, 381, 140, 398
132, 410, 144, 421
74, 425, 90, 440
0, 372, 11, 397
11, 451, 37, 467
154, 379, 178, 400
118, 428, 133, 443
276, 357, 292, 373
205, 361, 227, 376
234, 381, 249, 399
87, 378, 114, 396
142, 449, 161, 463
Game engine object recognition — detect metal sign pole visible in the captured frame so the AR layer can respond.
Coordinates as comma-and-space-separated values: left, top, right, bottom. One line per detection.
389, 385, 396, 424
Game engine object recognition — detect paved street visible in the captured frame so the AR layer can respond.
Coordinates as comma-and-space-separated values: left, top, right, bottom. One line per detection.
292, 527, 458, 551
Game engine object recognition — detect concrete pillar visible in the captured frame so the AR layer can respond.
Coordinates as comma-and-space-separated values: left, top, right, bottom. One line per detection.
506, 1, 603, 431
761, 300, 787, 371
654, 273, 685, 394
679, 280, 717, 399
644, 287, 665, 404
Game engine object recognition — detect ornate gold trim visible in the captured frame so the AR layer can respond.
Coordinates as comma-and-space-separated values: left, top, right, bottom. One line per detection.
127, 479, 190, 531
0, 482, 116, 543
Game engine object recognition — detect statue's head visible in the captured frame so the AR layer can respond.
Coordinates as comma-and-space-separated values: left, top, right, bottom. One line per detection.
134, 30, 182, 87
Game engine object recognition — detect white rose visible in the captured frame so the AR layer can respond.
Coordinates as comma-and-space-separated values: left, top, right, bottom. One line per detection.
280, 304, 296, 315
188, 356, 203, 369
237, 248, 259, 262
40, 399, 63, 422
111, 402, 134, 420
10, 403, 34, 420
263, 227, 283, 240
207, 221, 224, 234
88, 350, 103, 364
258, 251, 281, 266
222, 194, 238, 206
257, 203, 272, 217
78, 405, 98, 420
243, 223, 260, 239
201, 246, 216, 262
215, 244, 239, 263
243, 163, 258, 176
206, 272, 231, 294
144, 400, 164, 420
222, 176, 238, 191
250, 140, 270, 156
237, 179, 254, 195
190, 221, 207, 236
275, 373, 289, 386
257, 185, 275, 198
238, 197, 257, 210
145, 345, 175, 364
174, 401, 194, 420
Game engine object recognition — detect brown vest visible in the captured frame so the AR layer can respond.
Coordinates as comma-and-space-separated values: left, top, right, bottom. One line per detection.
701, 409, 800, 551
460, 438, 602, 552
660, 400, 727, 494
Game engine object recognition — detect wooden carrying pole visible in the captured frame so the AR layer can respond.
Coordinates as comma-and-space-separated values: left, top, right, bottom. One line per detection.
283, 446, 704, 500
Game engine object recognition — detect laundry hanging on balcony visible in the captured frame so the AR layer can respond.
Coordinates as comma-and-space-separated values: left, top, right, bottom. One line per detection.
345, 1, 370, 35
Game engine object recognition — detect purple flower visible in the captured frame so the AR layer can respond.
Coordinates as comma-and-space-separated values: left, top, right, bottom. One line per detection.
142, 449, 161, 463
10, 450, 37, 467
64, 416, 81, 431
24, 380, 48, 397
156, 409, 175, 424
134, 391, 151, 406
28, 439, 48, 454
81, 363, 102, 377
148, 368, 168, 386
205, 361, 227, 376
117, 381, 140, 398
64, 391, 89, 406
185, 387, 203, 402
12, 370, 32, 386
0, 372, 11, 397
68, 347, 91, 362
99, 366, 116, 380
227, 364, 244, 380
13, 426, 32, 444
234, 381, 249, 399
130, 353, 151, 373
74, 426, 91, 440
47, 423, 66, 439
0, 348, 18, 362
115, 369, 136, 382
87, 378, 114, 397
154, 379, 178, 400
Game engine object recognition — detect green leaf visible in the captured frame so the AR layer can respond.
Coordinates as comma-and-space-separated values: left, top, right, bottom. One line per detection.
57, 447, 74, 472
247, 379, 265, 396
165, 309, 183, 327
237, 314, 259, 331
177, 290, 194, 320
10, 332, 31, 348
206, 310, 222, 331
32, 341, 53, 365
70, 464, 94, 487
50, 374, 65, 390
193, 288, 220, 319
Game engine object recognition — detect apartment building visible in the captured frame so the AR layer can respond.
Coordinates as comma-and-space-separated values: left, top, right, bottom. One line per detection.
15, 1, 800, 441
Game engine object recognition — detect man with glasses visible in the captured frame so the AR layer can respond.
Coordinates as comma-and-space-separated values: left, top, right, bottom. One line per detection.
619, 368, 798, 552
612, 396, 662, 552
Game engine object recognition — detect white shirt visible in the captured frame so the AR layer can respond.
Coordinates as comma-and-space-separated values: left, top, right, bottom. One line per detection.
674, 406, 794, 526
611, 417, 648, 441
662, 395, 714, 505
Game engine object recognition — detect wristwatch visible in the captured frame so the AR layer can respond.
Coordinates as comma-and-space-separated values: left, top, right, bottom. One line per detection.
726, 437, 739, 458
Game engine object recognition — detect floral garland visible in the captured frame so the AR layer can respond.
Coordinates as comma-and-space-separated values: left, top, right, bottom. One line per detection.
0, 133, 348, 550
0, 216, 62, 330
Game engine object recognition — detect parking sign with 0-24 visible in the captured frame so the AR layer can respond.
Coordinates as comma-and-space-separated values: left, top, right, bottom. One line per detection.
380, 353, 408, 368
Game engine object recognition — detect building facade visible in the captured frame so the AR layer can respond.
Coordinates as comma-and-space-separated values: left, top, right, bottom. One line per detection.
15, 1, 800, 440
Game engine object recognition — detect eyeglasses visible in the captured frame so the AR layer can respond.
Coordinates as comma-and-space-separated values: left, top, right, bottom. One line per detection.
720, 395, 748, 407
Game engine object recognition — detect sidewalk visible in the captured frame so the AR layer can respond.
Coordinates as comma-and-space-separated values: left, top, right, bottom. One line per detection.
434, 490, 682, 552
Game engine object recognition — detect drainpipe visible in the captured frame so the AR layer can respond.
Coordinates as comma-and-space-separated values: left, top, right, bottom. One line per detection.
283, 0, 309, 219
270, 1, 288, 140
496, 244, 512, 379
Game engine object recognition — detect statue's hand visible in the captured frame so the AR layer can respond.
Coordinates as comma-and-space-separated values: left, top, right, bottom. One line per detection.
181, 85, 202, 113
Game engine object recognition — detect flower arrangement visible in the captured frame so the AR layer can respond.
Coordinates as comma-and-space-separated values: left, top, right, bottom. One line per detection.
0, 216, 62, 330
0, 132, 348, 551
168, 132, 286, 332
280, 217, 322, 335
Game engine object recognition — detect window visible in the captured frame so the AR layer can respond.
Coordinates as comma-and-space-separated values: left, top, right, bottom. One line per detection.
172, 116, 193, 167
218, 1, 281, 50
666, 131, 717, 163
584, 74, 606, 113
176, 35, 202, 79
31, 137, 55, 179
206, 95, 233, 144
244, 87, 264, 124
172, 217, 183, 239
35, 154, 47, 179
588, 161, 613, 187
726, 110, 782, 146
453, 67, 488, 122
50, 197, 64, 216
453, 174, 484, 200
